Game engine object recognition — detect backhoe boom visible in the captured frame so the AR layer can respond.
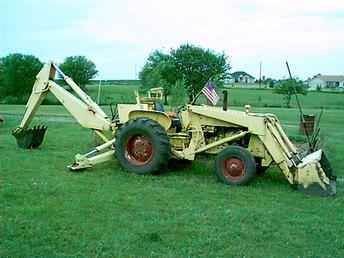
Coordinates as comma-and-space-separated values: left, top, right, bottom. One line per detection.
14, 62, 111, 133
13, 62, 112, 148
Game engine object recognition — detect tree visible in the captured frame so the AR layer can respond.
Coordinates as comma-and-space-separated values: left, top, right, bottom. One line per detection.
264, 78, 276, 88
169, 79, 187, 107
139, 50, 180, 104
139, 44, 231, 102
274, 79, 307, 108
59, 56, 98, 91
171, 44, 231, 100
0, 53, 42, 97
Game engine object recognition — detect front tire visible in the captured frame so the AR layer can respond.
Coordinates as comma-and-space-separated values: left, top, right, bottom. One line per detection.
115, 118, 170, 175
215, 146, 256, 185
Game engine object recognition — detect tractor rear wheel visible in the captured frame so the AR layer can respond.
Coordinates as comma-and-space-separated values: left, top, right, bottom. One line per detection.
115, 118, 170, 175
215, 146, 256, 185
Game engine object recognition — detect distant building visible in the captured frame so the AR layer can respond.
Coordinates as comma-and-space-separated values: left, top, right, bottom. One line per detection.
230, 71, 255, 84
308, 74, 344, 90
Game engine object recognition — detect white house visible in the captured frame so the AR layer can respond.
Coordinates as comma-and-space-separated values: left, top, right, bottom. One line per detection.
308, 75, 344, 90
230, 71, 255, 84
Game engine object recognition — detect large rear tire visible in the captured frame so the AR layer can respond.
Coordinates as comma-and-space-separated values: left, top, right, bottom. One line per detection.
115, 118, 170, 175
215, 146, 256, 185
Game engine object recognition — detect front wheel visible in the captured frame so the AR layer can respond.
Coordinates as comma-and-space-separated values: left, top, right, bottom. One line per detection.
215, 146, 256, 185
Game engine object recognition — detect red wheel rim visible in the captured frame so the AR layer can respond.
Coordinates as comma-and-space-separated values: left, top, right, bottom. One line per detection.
125, 134, 153, 165
223, 158, 245, 180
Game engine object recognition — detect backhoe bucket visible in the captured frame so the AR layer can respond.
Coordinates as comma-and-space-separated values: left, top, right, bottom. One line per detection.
295, 150, 336, 196
12, 125, 47, 149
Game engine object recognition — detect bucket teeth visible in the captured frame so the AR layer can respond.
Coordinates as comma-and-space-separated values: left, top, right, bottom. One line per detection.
12, 125, 47, 149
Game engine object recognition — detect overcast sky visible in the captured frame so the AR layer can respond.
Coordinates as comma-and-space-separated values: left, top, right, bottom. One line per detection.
1, 0, 343, 79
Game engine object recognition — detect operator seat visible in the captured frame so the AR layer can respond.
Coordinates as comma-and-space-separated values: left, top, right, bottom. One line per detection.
154, 101, 182, 132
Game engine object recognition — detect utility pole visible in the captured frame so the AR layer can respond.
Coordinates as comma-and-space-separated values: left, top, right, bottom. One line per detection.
259, 61, 262, 88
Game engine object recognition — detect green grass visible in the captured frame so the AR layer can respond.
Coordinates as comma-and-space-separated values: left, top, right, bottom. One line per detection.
90, 85, 344, 109
1, 104, 344, 257
227, 88, 344, 109
35, 83, 344, 110
87, 84, 139, 105
40, 84, 139, 106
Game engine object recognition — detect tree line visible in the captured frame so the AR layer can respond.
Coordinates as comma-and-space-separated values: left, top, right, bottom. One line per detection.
0, 44, 306, 108
0, 44, 232, 104
0, 54, 97, 103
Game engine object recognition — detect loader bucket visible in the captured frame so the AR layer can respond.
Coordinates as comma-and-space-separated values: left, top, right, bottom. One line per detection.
12, 125, 47, 149
295, 150, 336, 196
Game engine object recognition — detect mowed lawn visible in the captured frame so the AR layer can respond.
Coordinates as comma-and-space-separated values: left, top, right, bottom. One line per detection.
1, 92, 344, 256
37, 84, 344, 110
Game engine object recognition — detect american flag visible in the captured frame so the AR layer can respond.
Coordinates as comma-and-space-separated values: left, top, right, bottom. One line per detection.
201, 82, 219, 105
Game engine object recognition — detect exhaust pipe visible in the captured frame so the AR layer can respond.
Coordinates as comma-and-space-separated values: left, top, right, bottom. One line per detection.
222, 90, 228, 111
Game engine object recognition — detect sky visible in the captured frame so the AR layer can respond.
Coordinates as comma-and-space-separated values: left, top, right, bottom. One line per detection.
1, 0, 344, 80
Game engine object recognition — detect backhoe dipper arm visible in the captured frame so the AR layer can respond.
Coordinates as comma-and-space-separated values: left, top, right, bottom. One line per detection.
15, 63, 53, 131
14, 62, 111, 133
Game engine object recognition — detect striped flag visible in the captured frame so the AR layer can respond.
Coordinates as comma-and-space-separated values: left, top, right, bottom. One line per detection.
201, 82, 219, 105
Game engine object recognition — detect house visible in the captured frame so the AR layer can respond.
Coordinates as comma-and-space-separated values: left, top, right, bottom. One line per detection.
230, 71, 255, 84
308, 74, 344, 91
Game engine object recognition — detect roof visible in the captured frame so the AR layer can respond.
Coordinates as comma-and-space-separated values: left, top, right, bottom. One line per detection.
149, 87, 163, 92
231, 71, 255, 79
314, 75, 344, 82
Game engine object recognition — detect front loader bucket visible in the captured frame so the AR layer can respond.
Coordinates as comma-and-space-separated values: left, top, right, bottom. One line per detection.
295, 150, 336, 196
12, 125, 47, 149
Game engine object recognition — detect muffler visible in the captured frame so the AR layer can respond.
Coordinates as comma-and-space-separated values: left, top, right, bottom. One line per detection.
12, 125, 47, 149
295, 150, 336, 196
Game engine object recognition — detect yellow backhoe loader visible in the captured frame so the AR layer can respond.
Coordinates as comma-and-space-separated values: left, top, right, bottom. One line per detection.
13, 62, 336, 196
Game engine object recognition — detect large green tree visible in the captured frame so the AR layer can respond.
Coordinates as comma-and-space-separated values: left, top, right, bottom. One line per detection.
171, 44, 230, 100
274, 79, 307, 108
140, 44, 231, 102
0, 53, 42, 97
59, 56, 98, 91
139, 50, 180, 104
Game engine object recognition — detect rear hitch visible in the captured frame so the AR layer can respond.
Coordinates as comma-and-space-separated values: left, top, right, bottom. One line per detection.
12, 125, 47, 149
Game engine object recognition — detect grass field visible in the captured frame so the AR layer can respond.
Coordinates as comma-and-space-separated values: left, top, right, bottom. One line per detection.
1, 89, 344, 257
37, 84, 344, 110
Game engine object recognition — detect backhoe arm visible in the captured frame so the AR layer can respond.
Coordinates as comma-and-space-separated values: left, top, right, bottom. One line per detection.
15, 63, 53, 131
52, 63, 108, 120
13, 62, 111, 148
15, 62, 111, 131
